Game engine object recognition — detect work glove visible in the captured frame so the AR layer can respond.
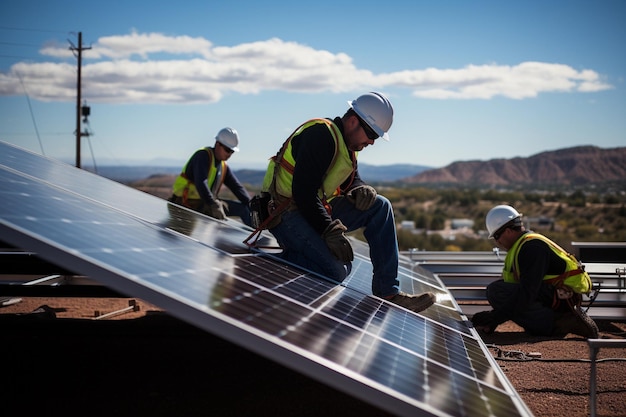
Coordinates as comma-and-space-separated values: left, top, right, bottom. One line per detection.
322, 219, 354, 263
471, 310, 497, 334
346, 185, 377, 211
207, 200, 227, 220
217, 199, 229, 213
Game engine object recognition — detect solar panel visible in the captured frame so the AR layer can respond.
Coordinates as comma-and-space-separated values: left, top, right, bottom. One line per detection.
0, 141, 534, 417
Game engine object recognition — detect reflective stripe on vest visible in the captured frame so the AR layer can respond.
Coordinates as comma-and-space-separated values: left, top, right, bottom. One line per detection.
172, 148, 227, 201
503, 233, 592, 294
261, 118, 356, 201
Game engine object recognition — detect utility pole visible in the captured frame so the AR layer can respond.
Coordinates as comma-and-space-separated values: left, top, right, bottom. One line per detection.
69, 32, 91, 168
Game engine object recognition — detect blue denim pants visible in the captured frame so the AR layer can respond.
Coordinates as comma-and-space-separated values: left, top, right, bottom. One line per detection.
268, 195, 400, 297
222, 199, 253, 227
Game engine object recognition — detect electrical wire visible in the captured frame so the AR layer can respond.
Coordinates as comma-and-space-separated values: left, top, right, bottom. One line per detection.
0, 25, 67, 34
485, 343, 626, 362
16, 72, 44, 155
86, 135, 98, 174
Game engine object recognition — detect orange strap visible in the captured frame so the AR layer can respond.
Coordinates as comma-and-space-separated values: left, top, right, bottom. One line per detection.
243, 198, 292, 249
547, 268, 584, 309
545, 268, 584, 289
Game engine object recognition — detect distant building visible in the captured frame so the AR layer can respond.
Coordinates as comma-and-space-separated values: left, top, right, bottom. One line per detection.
451, 219, 474, 230
526, 216, 554, 228
400, 220, 416, 230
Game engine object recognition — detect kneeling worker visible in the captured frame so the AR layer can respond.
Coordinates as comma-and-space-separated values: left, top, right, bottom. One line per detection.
472, 204, 598, 338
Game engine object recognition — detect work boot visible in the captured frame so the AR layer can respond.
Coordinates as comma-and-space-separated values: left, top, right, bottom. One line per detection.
553, 306, 599, 339
387, 291, 436, 313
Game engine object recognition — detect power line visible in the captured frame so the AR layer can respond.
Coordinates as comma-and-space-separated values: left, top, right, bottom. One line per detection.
0, 132, 70, 136
0, 36, 63, 62
0, 41, 43, 47
16, 72, 45, 155
0, 25, 67, 35
0, 54, 39, 60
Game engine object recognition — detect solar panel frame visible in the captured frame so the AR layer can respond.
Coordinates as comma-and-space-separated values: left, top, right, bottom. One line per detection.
0, 141, 534, 417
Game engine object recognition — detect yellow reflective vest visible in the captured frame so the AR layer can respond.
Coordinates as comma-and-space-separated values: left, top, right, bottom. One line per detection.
261, 118, 356, 203
172, 147, 226, 202
503, 233, 592, 294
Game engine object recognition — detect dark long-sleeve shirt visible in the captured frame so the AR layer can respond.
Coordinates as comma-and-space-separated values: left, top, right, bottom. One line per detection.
289, 117, 364, 235
184, 148, 251, 206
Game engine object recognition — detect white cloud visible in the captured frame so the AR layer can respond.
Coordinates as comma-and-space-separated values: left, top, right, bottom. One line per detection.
0, 32, 614, 103
92, 31, 214, 60
408, 62, 613, 100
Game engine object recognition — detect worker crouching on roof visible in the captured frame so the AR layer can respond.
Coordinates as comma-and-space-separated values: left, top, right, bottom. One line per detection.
169, 127, 253, 227
472, 204, 599, 338
258, 92, 436, 313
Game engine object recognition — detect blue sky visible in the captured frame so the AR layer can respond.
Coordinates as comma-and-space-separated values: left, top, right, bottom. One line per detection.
1, 0, 624, 171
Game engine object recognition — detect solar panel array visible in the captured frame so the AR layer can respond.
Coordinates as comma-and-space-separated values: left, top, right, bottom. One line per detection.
0, 141, 534, 417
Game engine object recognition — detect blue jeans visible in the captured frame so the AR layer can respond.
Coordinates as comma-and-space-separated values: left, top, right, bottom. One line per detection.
222, 199, 253, 227
268, 195, 400, 297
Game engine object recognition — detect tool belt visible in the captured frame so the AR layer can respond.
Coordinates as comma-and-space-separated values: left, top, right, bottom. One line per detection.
250, 192, 272, 229
244, 192, 291, 249
249, 192, 292, 230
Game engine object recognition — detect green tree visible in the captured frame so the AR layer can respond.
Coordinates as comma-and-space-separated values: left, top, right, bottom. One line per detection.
567, 190, 586, 207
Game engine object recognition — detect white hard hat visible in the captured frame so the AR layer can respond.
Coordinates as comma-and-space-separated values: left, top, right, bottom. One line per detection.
348, 92, 394, 141
215, 127, 240, 152
486, 205, 522, 238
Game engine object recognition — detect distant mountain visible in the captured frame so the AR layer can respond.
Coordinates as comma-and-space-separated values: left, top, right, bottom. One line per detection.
358, 163, 432, 182
92, 162, 433, 185
95, 145, 626, 189
233, 169, 266, 186
85, 166, 181, 183
402, 145, 626, 187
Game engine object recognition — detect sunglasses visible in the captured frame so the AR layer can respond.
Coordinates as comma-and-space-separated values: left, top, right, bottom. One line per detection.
493, 227, 507, 241
220, 142, 234, 154
357, 116, 379, 140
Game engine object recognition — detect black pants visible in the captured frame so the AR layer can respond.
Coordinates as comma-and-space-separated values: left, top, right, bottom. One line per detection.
486, 280, 555, 336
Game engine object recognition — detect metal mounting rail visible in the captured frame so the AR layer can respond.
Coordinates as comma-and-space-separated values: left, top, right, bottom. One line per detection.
588, 339, 626, 417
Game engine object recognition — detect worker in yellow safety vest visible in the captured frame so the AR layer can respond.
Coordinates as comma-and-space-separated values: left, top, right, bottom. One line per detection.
253, 92, 436, 314
169, 127, 252, 226
471, 205, 598, 338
